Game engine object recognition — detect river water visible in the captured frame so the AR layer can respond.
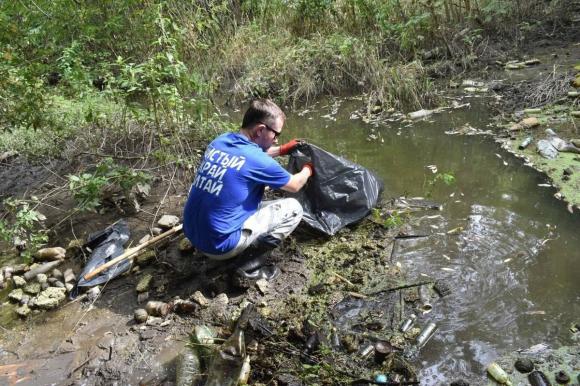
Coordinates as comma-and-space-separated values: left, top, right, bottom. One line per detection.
285, 97, 580, 383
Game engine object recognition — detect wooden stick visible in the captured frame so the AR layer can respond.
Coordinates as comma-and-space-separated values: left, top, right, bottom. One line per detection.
83, 224, 183, 281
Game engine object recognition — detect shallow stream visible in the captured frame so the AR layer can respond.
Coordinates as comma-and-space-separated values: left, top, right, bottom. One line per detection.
285, 97, 580, 383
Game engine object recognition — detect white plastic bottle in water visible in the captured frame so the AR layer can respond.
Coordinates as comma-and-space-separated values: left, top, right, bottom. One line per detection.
487, 362, 513, 386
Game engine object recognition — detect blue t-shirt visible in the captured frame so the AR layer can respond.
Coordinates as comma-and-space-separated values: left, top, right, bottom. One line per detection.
183, 132, 291, 255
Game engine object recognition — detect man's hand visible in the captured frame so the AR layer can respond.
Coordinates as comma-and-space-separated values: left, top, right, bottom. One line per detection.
279, 139, 300, 156
302, 162, 314, 177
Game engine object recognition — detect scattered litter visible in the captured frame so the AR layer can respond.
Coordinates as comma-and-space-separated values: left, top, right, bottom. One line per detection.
441, 267, 456, 272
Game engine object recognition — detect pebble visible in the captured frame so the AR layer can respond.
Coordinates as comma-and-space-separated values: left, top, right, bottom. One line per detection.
178, 237, 194, 252
151, 227, 162, 236
63, 268, 76, 284
213, 293, 229, 306
137, 291, 150, 303
555, 370, 570, 384
138, 234, 151, 245
19, 294, 30, 306
157, 215, 180, 229
24, 282, 42, 295
36, 273, 48, 284
134, 308, 148, 324
136, 273, 153, 293
190, 291, 209, 307
256, 279, 269, 295
65, 283, 74, 293
135, 250, 156, 266
15, 304, 31, 318
54, 280, 65, 288
36, 247, 66, 261
450, 380, 469, 386
87, 286, 101, 301
52, 268, 63, 280
12, 275, 26, 288
515, 357, 534, 373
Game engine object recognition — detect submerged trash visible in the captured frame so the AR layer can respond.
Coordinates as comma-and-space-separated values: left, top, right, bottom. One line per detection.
205, 328, 246, 386
175, 347, 202, 386
408, 109, 433, 120
487, 362, 513, 386
519, 137, 533, 150
537, 140, 559, 160
400, 314, 417, 333
528, 370, 550, 386
145, 300, 171, 317
415, 323, 437, 349
418, 286, 432, 313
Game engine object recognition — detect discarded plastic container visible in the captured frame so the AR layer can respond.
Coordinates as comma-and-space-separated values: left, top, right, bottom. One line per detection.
487, 362, 513, 386
330, 327, 341, 348
416, 323, 437, 348
408, 109, 433, 120
418, 286, 433, 313
205, 329, 246, 386
175, 348, 202, 386
145, 300, 171, 317
375, 374, 388, 384
528, 370, 551, 386
360, 344, 374, 359
238, 355, 251, 384
400, 314, 417, 333
519, 137, 533, 150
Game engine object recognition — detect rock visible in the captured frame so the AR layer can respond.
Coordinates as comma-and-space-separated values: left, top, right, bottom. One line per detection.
20, 294, 30, 306
66, 239, 84, 254
256, 279, 269, 295
0, 150, 19, 163
563, 168, 573, 176
41, 282, 49, 291
213, 293, 229, 307
136, 273, 153, 293
24, 282, 42, 295
51, 268, 63, 280
12, 275, 26, 288
35, 287, 67, 309
157, 215, 180, 229
178, 237, 194, 252
12, 264, 27, 275
514, 357, 534, 373
571, 139, 580, 148
134, 308, 148, 324
24, 261, 61, 280
450, 380, 469, 386
139, 329, 156, 341
15, 304, 31, 318
63, 268, 76, 284
87, 286, 101, 301
151, 227, 162, 236
137, 291, 149, 303
135, 250, 156, 266
53, 280, 65, 288
65, 283, 74, 293
47, 277, 58, 285
36, 247, 66, 261
555, 370, 570, 384
145, 301, 171, 317
190, 291, 209, 307
8, 289, 24, 303
138, 234, 151, 245
36, 273, 48, 284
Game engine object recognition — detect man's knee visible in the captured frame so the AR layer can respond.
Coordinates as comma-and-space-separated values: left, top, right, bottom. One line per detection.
286, 197, 303, 217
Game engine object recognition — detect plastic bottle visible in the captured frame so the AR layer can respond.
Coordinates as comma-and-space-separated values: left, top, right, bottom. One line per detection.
487, 362, 513, 386
175, 348, 202, 386
400, 314, 417, 332
205, 329, 246, 386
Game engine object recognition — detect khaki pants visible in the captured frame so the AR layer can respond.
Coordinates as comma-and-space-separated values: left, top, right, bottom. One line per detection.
204, 198, 303, 260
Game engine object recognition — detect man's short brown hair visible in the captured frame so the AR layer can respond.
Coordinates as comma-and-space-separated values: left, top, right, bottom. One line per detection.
241, 99, 286, 129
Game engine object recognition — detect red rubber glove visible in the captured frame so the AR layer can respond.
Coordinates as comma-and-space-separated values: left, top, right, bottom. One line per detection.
279, 139, 299, 156
302, 162, 314, 177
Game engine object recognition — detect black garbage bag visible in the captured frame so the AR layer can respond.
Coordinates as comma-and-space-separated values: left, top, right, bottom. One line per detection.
77, 220, 131, 287
287, 143, 383, 236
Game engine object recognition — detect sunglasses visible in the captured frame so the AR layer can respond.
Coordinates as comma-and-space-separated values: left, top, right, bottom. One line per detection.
260, 122, 281, 138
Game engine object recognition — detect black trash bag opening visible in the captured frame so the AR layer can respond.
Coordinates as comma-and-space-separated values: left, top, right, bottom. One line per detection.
287, 143, 383, 236
77, 219, 131, 288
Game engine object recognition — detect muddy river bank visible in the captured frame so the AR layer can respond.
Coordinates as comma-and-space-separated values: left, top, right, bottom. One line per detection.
1, 43, 580, 385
